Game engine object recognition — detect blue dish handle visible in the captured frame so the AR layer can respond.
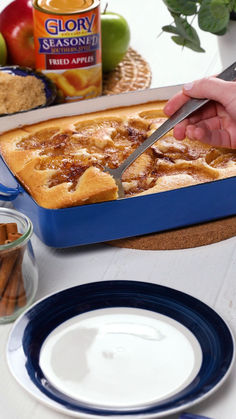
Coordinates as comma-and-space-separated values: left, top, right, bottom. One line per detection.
0, 183, 22, 201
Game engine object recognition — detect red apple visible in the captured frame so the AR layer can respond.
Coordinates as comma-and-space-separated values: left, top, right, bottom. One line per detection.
0, 0, 35, 68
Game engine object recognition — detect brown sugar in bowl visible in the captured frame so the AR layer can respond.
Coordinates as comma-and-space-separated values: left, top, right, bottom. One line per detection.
0, 66, 57, 116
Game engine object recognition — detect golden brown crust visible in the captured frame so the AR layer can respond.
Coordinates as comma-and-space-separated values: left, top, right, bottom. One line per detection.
0, 100, 235, 209
17, 161, 117, 208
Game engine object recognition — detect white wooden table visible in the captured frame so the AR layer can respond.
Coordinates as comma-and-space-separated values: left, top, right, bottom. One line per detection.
0, 1, 236, 418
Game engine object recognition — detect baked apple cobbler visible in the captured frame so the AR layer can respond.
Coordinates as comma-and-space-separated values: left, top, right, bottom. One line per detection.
0, 101, 236, 209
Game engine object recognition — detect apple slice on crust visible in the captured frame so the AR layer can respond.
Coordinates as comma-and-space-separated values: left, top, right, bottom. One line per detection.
16, 159, 118, 209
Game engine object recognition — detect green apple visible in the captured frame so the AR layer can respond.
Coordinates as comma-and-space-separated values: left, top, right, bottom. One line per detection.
101, 11, 130, 73
0, 33, 7, 65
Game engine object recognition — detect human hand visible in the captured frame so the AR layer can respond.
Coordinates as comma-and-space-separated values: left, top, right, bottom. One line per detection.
164, 77, 236, 149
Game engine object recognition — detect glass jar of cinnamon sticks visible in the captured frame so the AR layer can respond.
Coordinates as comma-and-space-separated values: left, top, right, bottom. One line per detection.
0, 208, 38, 323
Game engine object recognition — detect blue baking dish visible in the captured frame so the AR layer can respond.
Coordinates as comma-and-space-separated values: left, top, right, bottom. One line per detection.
0, 154, 235, 248
0, 86, 235, 247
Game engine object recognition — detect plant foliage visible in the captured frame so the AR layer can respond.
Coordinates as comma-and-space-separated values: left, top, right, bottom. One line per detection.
162, 0, 236, 52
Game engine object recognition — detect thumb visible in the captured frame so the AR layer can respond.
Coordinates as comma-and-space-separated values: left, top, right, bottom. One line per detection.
183, 77, 236, 108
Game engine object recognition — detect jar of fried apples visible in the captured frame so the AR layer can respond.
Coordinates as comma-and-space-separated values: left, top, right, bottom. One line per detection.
0, 208, 38, 323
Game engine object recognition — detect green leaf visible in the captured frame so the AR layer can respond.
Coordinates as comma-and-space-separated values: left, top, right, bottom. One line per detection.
211, 0, 230, 18
162, 15, 204, 52
162, 0, 197, 16
174, 15, 201, 44
198, 0, 230, 34
172, 35, 205, 52
162, 24, 180, 35
231, 0, 236, 12
214, 27, 228, 35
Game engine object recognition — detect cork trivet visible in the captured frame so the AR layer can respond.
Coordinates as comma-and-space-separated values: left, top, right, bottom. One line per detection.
107, 216, 236, 250
102, 47, 152, 95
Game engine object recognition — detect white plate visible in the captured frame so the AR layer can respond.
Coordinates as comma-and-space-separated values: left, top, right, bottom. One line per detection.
7, 280, 235, 418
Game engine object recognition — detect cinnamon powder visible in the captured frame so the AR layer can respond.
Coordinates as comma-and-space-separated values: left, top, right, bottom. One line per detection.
0, 71, 46, 114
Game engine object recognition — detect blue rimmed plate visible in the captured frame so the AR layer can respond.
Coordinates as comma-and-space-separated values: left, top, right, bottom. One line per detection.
0, 65, 57, 115
7, 280, 235, 418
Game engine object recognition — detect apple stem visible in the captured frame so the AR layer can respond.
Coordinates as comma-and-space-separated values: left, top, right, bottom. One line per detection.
103, 2, 108, 14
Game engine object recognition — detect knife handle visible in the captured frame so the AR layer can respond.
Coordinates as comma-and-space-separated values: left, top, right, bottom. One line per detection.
217, 60, 236, 82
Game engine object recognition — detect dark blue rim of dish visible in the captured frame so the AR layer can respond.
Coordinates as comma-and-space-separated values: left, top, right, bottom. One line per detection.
15, 280, 234, 416
0, 65, 57, 115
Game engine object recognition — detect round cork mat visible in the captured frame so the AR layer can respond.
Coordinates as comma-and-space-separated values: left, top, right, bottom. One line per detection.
102, 50, 235, 250
107, 217, 236, 250
102, 47, 152, 95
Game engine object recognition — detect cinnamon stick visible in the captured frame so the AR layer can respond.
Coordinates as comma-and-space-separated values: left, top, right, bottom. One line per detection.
0, 249, 18, 296
4, 252, 23, 316
7, 232, 22, 242
6, 223, 18, 236
0, 224, 7, 245
0, 223, 27, 318
0, 292, 8, 317
17, 272, 27, 308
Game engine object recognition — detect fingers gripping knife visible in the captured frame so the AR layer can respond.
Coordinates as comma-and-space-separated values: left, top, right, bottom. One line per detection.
105, 61, 236, 198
